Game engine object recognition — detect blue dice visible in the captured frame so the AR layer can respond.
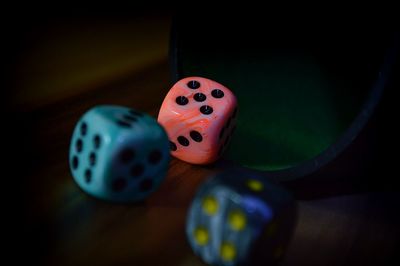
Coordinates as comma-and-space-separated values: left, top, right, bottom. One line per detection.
69, 105, 170, 202
186, 169, 296, 266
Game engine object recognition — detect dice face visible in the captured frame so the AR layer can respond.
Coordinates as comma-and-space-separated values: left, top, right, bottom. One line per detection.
186, 170, 296, 266
158, 77, 237, 164
69, 105, 170, 202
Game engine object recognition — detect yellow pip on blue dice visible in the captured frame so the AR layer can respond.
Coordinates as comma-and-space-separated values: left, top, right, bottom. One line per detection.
69, 105, 170, 202
186, 169, 297, 266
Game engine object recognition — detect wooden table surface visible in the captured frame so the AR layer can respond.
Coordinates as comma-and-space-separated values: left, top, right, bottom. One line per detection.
10, 59, 399, 266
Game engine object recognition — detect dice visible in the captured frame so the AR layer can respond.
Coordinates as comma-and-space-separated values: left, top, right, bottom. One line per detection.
157, 77, 237, 164
186, 169, 296, 266
69, 105, 170, 202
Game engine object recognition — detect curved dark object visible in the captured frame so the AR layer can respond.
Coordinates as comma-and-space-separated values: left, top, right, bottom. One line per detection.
169, 15, 399, 192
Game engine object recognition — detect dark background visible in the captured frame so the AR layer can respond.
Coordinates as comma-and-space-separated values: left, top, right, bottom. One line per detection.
4, 8, 400, 266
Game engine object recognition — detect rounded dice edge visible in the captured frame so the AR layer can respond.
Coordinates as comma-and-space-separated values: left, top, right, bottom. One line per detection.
69, 105, 171, 203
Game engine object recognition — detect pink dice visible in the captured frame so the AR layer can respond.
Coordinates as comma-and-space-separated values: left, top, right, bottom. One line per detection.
157, 77, 237, 164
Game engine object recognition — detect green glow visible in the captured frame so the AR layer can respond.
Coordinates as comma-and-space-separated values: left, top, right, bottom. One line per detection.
180, 49, 366, 171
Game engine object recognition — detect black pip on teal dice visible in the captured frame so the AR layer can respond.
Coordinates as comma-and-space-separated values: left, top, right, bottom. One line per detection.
69, 105, 170, 202
186, 170, 296, 265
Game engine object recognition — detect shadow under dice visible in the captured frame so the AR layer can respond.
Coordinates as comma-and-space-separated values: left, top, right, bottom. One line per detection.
186, 170, 297, 266
158, 77, 237, 165
69, 105, 170, 202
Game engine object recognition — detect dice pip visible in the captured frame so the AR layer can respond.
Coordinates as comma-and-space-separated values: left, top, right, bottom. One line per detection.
186, 169, 296, 265
157, 77, 237, 164
69, 105, 170, 202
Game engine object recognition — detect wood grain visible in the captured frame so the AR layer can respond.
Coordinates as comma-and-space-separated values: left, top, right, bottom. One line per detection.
14, 60, 399, 266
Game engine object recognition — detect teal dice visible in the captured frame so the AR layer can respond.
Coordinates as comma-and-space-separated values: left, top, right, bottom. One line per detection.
69, 105, 170, 202
186, 169, 297, 266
